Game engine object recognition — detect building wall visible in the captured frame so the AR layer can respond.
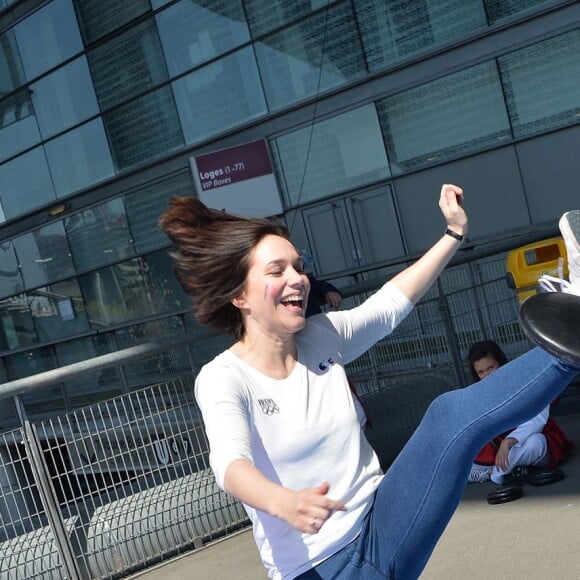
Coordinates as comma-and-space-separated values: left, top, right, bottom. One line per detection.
0, 0, 579, 413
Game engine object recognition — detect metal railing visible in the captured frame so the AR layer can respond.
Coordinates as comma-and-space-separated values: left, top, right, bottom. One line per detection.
0, 352, 246, 579
0, 251, 558, 579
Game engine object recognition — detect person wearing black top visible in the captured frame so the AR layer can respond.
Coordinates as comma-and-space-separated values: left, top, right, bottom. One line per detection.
305, 273, 342, 317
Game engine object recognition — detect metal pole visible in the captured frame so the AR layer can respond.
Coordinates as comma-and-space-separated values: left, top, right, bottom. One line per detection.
468, 261, 492, 338
14, 396, 83, 580
436, 280, 468, 387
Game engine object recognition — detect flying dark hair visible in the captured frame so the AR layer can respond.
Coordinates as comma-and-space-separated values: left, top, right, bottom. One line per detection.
467, 339, 509, 382
158, 197, 291, 340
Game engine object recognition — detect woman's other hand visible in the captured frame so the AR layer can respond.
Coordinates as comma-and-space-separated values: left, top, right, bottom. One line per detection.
281, 481, 347, 534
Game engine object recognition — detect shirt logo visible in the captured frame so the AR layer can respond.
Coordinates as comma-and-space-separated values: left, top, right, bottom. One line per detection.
318, 357, 335, 372
258, 398, 280, 415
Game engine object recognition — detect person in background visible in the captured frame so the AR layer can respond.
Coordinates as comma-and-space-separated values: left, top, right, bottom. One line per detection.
306, 275, 342, 318
159, 188, 580, 580
299, 252, 342, 317
467, 339, 574, 484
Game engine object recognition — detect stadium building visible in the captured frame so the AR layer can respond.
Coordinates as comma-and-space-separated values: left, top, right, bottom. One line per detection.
2, 1, 580, 577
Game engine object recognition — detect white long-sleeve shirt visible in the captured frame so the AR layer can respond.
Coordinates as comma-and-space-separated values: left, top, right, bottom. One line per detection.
195, 282, 413, 579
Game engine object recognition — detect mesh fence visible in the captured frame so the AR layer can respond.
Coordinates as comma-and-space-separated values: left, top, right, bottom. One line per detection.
0, 379, 246, 579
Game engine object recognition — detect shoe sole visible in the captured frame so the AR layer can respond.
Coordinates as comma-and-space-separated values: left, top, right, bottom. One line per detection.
519, 292, 580, 366
487, 484, 524, 505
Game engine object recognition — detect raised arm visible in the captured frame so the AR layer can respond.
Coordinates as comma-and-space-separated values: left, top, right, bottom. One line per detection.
390, 184, 468, 305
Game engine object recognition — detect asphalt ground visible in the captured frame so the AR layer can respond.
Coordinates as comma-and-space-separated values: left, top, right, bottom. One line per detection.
129, 406, 580, 580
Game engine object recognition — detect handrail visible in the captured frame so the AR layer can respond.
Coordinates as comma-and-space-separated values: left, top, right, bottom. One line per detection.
0, 332, 213, 401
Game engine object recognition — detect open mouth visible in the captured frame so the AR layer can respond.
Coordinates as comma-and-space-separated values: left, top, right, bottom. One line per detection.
280, 296, 304, 311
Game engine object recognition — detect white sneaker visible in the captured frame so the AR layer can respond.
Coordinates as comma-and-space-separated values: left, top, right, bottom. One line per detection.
559, 210, 580, 286
538, 210, 580, 297
468, 468, 491, 483
538, 274, 578, 295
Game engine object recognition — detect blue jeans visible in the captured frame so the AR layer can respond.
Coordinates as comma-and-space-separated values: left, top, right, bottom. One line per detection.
297, 348, 579, 579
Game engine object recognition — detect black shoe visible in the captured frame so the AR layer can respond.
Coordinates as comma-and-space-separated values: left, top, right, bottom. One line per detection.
502, 465, 528, 486
527, 468, 565, 486
519, 292, 580, 366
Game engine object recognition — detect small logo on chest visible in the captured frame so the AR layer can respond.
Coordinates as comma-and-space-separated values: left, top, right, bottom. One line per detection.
258, 398, 280, 415
318, 357, 335, 372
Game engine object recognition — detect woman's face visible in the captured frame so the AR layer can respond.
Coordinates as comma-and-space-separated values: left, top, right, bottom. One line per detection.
234, 234, 310, 337
473, 354, 501, 380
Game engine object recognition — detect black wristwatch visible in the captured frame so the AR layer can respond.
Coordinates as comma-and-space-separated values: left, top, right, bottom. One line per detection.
445, 227, 469, 244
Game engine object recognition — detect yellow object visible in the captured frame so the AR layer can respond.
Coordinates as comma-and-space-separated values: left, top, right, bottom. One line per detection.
505, 236, 568, 304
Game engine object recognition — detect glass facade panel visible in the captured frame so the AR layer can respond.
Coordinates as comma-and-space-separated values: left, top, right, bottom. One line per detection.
104, 85, 184, 170
0, 147, 56, 221
44, 119, 115, 197
485, 0, 559, 23
6, 347, 66, 416
55, 334, 121, 408
29, 279, 89, 342
0, 0, 17, 10
245, 0, 334, 37
76, 251, 186, 331
0, 241, 23, 299
77, 248, 189, 332
74, 0, 151, 45
65, 198, 135, 273
0, 382, 17, 431
13, 0, 83, 81
377, 60, 511, 173
79, 259, 151, 329
4, 345, 55, 379
0, 30, 38, 160
0, 29, 25, 93
0, 89, 41, 162
142, 250, 189, 314
273, 104, 390, 206
115, 316, 187, 390
173, 47, 266, 144
155, 0, 250, 77
30, 56, 99, 139
56, 334, 122, 408
255, 2, 366, 111
115, 316, 185, 350
0, 294, 37, 351
88, 18, 168, 111
124, 172, 193, 255
499, 30, 580, 139
12, 222, 75, 289
355, 0, 487, 73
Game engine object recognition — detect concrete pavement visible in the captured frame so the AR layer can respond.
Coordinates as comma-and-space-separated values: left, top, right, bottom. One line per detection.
128, 411, 580, 580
